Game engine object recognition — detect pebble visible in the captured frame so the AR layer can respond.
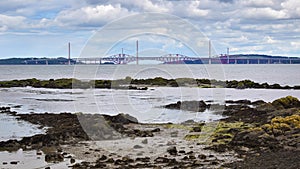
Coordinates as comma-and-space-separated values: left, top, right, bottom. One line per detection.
133, 145, 143, 149
98, 155, 107, 161
10, 161, 18, 165
141, 139, 148, 144
167, 146, 178, 155
198, 154, 207, 159
70, 158, 76, 163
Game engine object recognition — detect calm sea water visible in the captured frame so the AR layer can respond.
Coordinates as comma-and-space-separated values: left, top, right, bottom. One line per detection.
0, 64, 299, 85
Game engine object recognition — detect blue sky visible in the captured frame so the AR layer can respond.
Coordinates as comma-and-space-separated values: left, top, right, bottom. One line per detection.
0, 0, 300, 58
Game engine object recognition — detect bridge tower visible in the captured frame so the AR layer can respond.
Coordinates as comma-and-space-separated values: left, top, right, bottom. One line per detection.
208, 40, 211, 64
136, 40, 139, 65
68, 42, 71, 65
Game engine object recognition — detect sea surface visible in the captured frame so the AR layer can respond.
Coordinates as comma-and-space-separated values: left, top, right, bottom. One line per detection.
0, 64, 299, 85
0, 64, 299, 168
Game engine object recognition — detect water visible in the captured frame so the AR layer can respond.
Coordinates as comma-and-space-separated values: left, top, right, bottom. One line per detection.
0, 64, 299, 126
0, 64, 299, 85
0, 149, 73, 169
0, 113, 45, 141
1, 87, 300, 124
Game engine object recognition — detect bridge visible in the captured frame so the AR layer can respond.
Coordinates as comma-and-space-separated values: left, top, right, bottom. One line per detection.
75, 53, 300, 64
76, 53, 217, 64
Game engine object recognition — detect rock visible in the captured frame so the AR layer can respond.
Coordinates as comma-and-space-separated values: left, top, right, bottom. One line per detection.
133, 145, 143, 149
182, 119, 196, 124
189, 155, 196, 159
65, 155, 72, 158
182, 156, 189, 160
2, 162, 7, 165
240, 146, 250, 152
103, 113, 138, 124
106, 158, 114, 163
170, 131, 178, 137
122, 156, 134, 163
141, 139, 148, 144
70, 158, 75, 163
114, 159, 123, 165
167, 141, 176, 145
10, 161, 18, 165
165, 100, 208, 112
211, 161, 219, 165
191, 126, 202, 132
198, 154, 207, 159
193, 160, 202, 166
45, 167, 51, 169
155, 157, 170, 163
98, 155, 107, 161
45, 153, 64, 162
226, 100, 252, 104
136, 152, 144, 156
178, 150, 186, 154
167, 158, 178, 166
94, 161, 107, 168
167, 146, 177, 155
136, 157, 150, 162
271, 96, 300, 109
151, 128, 160, 132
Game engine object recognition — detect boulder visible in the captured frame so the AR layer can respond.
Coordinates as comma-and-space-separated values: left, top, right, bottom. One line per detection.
167, 146, 177, 155
271, 96, 300, 109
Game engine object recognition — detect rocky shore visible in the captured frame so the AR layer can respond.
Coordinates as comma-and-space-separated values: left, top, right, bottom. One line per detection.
0, 95, 299, 168
0, 77, 299, 90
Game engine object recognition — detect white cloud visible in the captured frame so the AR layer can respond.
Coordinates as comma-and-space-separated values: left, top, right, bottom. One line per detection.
241, 0, 275, 8
281, 0, 300, 18
264, 36, 278, 44
54, 4, 134, 27
0, 0, 300, 58
0, 14, 26, 31
126, 0, 169, 12
291, 41, 300, 48
241, 7, 288, 20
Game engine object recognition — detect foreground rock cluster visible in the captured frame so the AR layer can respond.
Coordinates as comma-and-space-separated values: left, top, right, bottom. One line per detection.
0, 95, 299, 168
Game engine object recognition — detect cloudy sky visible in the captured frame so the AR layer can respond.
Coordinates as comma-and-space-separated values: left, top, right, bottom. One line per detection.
0, 0, 300, 58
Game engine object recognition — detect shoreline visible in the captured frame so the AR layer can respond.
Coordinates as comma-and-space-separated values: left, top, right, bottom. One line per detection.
0, 77, 299, 90
0, 96, 299, 168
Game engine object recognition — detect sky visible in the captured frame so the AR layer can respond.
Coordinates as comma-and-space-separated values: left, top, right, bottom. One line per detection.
0, 0, 300, 58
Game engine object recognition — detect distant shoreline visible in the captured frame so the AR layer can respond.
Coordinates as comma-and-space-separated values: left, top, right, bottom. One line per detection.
1, 54, 300, 65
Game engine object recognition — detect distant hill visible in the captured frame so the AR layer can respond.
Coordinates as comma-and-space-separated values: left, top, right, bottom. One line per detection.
0, 57, 77, 65
164, 54, 300, 64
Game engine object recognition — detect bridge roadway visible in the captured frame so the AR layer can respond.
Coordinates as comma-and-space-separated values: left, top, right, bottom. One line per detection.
75, 54, 300, 64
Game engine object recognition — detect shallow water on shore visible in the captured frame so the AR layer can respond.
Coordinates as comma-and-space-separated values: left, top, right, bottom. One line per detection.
0, 149, 72, 169
2, 86, 299, 142
0, 114, 45, 142
1, 87, 300, 123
